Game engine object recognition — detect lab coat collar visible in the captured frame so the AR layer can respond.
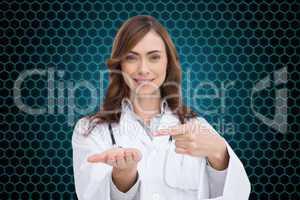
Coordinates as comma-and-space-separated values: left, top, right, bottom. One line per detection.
119, 97, 178, 147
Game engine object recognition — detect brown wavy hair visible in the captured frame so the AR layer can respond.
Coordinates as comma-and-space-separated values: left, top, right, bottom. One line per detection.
87, 15, 198, 132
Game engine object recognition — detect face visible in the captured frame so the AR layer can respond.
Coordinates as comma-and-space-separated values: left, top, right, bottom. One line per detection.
121, 30, 168, 96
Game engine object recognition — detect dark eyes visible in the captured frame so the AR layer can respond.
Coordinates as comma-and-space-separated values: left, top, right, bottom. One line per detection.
124, 54, 161, 61
125, 55, 137, 60
150, 55, 161, 60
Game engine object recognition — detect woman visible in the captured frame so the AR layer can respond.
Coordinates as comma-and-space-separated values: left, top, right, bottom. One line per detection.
72, 15, 251, 200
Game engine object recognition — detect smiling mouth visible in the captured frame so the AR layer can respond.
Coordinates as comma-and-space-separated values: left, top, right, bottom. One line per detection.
133, 78, 155, 85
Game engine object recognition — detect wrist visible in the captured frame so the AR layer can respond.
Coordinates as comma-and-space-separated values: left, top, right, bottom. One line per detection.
112, 167, 138, 192
112, 166, 137, 178
207, 142, 229, 170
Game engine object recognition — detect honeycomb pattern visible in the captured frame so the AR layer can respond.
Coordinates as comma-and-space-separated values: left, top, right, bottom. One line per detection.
1, 0, 299, 199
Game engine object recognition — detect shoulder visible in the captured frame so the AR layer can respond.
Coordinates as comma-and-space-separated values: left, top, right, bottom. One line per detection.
186, 115, 213, 129
195, 116, 209, 124
72, 117, 91, 136
193, 116, 222, 137
185, 115, 208, 123
72, 116, 114, 149
72, 116, 108, 137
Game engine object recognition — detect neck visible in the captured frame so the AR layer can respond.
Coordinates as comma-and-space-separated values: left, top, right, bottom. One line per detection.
129, 92, 162, 123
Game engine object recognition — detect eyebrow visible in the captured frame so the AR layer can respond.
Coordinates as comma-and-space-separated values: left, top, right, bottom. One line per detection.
128, 50, 161, 55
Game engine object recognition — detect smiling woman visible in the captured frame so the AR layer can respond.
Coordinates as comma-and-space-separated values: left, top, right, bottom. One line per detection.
72, 15, 251, 200
89, 15, 197, 125
121, 31, 167, 95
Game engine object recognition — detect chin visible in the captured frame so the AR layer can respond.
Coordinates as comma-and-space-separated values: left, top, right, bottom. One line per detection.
134, 88, 159, 95
132, 84, 161, 95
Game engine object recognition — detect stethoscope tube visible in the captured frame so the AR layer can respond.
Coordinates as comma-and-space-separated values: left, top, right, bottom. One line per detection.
108, 123, 116, 146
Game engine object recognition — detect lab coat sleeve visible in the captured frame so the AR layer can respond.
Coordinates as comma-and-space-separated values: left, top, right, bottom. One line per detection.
72, 117, 112, 200
110, 170, 141, 200
219, 140, 251, 200
197, 117, 251, 200
206, 158, 227, 198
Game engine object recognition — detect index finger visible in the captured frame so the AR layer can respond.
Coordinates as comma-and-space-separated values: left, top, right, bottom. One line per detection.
152, 125, 187, 137
87, 148, 121, 163
87, 153, 107, 163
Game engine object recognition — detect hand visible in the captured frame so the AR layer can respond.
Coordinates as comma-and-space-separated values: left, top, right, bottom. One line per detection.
153, 119, 229, 170
87, 147, 142, 171
87, 147, 142, 192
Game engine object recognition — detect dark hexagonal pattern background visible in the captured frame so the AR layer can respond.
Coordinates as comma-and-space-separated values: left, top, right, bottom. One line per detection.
1, 0, 299, 199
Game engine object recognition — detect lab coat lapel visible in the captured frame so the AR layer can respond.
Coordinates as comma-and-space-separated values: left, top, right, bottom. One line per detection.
153, 108, 180, 147
119, 107, 153, 147
157, 108, 180, 129
119, 103, 180, 148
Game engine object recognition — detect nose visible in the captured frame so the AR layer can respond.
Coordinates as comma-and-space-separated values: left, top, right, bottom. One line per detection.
138, 58, 151, 75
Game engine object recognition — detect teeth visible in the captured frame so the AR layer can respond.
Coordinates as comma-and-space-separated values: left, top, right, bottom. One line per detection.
135, 79, 152, 84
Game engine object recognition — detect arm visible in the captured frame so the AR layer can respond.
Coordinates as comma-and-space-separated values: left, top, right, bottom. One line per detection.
110, 170, 141, 200
112, 165, 138, 192
72, 117, 111, 200
200, 118, 251, 199
206, 157, 228, 198
206, 136, 229, 198
73, 118, 143, 200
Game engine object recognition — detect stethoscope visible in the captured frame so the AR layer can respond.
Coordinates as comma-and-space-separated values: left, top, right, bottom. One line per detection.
107, 122, 195, 195
107, 123, 173, 147
108, 123, 117, 146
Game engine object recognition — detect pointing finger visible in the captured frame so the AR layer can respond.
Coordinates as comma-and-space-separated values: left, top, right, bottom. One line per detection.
87, 153, 107, 163
152, 126, 187, 136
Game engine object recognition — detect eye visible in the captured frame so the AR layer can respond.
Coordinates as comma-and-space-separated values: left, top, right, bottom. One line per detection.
150, 54, 161, 61
125, 55, 137, 61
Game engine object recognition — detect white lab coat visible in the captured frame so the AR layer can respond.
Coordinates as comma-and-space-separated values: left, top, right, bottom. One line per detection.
72, 104, 251, 200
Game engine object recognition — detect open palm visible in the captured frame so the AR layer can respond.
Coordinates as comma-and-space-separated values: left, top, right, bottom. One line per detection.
87, 147, 142, 171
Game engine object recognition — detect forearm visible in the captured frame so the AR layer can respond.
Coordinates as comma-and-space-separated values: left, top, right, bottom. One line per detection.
110, 169, 141, 200
112, 167, 138, 192
206, 144, 229, 198
207, 146, 229, 170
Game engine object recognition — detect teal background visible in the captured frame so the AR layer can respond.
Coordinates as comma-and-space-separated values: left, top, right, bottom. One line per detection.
1, 0, 299, 199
